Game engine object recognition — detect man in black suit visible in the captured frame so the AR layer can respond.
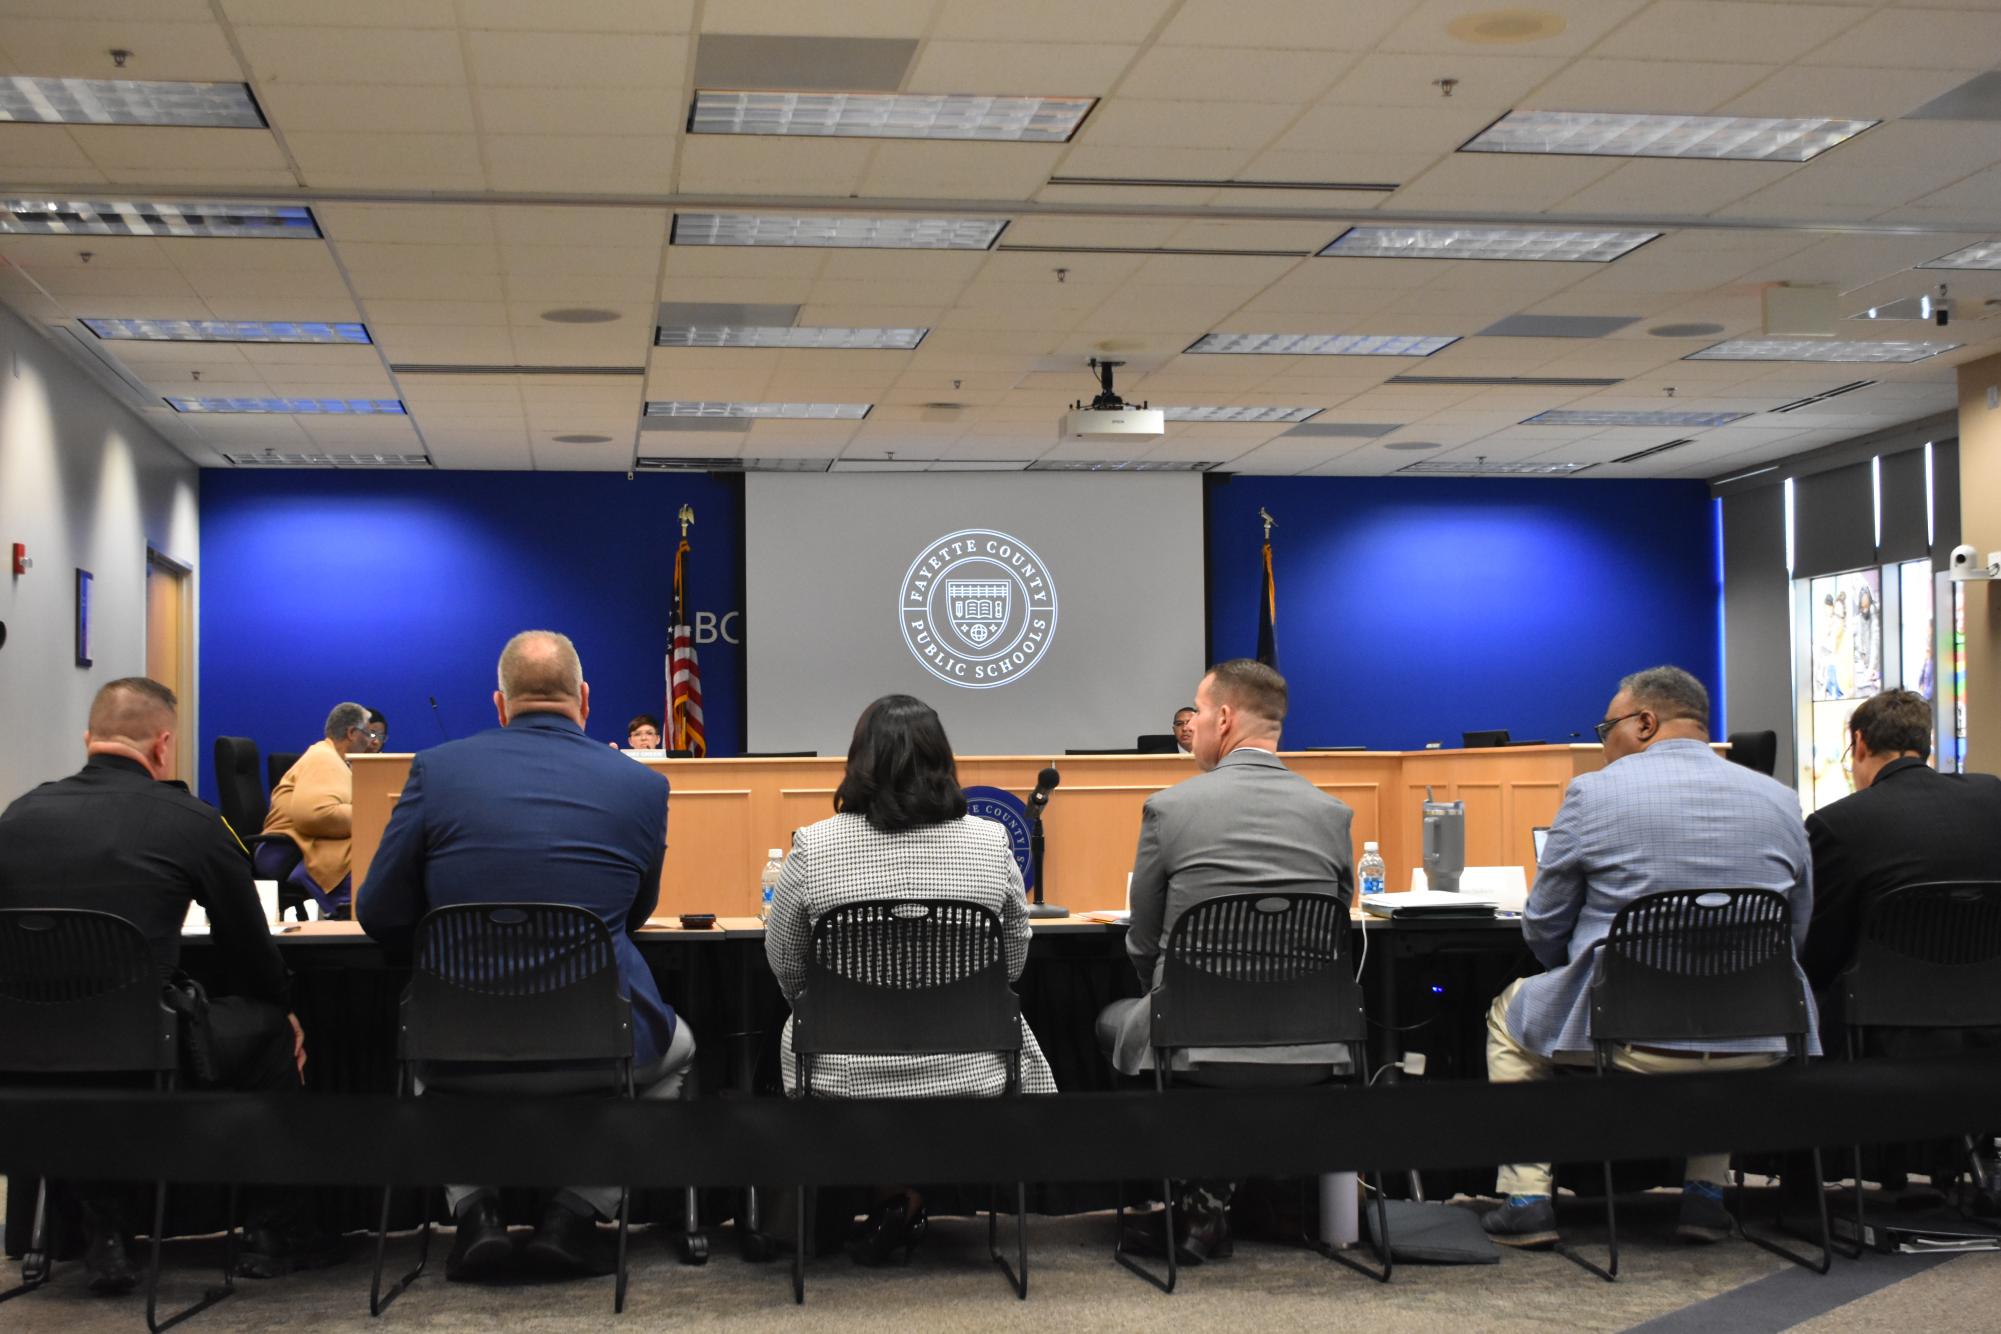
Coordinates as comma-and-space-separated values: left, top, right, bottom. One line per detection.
1803, 688, 2001, 999
360, 629, 692, 1281
0, 678, 339, 1292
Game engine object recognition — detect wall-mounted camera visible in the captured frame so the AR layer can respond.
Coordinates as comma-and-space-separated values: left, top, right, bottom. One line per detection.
1948, 543, 2000, 582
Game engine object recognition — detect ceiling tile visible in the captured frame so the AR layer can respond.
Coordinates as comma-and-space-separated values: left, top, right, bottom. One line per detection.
1518, 58, 1779, 114
1719, 64, 1974, 121
1076, 98, 1300, 152
233, 26, 469, 85
1116, 46, 1350, 103
0, 18, 245, 80
1157, 0, 1421, 50
66, 126, 291, 172
675, 136, 874, 194
904, 41, 1139, 96
1379, 0, 1648, 57
466, 31, 689, 87
258, 83, 478, 135
931, 0, 1177, 44
1593, 2, 1869, 64
1803, 8, 2001, 68
285, 131, 483, 188
458, 0, 695, 32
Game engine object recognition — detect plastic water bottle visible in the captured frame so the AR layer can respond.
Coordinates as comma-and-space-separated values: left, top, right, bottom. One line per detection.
1358, 841, 1386, 897
758, 848, 784, 924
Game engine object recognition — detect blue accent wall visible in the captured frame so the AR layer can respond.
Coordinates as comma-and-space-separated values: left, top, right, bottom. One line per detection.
198, 470, 742, 801
1204, 475, 1723, 750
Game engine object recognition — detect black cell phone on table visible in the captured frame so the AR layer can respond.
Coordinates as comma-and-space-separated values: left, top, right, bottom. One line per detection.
678, 914, 716, 929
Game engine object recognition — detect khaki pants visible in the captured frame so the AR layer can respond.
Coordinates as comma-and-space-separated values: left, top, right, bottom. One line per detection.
1486, 978, 1780, 1197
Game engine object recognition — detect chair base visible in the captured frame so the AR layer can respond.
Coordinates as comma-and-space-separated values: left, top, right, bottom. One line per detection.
144, 1182, 238, 1334
987, 1183, 1029, 1299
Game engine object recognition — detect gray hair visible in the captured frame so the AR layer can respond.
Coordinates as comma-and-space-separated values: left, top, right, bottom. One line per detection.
324, 701, 369, 742
497, 629, 583, 704
1618, 665, 1708, 732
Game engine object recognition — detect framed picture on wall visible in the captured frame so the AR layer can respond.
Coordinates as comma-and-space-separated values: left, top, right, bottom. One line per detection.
75, 567, 92, 667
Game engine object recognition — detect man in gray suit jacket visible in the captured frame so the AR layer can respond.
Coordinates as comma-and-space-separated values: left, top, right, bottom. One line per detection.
1482, 665, 1815, 1251
1096, 659, 1354, 1260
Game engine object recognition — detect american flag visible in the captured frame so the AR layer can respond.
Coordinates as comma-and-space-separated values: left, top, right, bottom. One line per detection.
669, 534, 706, 755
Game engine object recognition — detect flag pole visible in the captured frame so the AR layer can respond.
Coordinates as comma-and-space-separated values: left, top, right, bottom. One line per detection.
673, 505, 695, 751
1256, 508, 1278, 669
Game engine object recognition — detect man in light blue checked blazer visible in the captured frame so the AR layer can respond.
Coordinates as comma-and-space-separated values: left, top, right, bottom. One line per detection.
1482, 665, 1816, 1250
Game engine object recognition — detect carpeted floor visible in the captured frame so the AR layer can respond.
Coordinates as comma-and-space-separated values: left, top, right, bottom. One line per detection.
7, 1193, 1985, 1333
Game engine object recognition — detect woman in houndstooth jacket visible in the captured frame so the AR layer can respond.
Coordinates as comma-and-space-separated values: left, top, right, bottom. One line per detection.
765, 694, 1057, 1261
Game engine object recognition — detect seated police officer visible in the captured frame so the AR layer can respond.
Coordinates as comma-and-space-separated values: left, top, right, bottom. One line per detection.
0, 678, 341, 1291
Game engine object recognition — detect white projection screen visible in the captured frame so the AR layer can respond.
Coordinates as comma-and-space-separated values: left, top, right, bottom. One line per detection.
745, 473, 1206, 757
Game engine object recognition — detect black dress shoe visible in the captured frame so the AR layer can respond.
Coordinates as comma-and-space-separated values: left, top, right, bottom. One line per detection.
445, 1199, 514, 1282
523, 1201, 615, 1277
237, 1224, 348, 1278
846, 1196, 927, 1267
1184, 1202, 1232, 1260
83, 1225, 138, 1297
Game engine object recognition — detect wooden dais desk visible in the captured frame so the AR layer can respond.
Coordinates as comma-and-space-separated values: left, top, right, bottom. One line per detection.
351, 747, 1607, 919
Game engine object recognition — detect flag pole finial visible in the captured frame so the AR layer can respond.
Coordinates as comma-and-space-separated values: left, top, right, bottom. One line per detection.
678, 503, 694, 539
1259, 506, 1276, 541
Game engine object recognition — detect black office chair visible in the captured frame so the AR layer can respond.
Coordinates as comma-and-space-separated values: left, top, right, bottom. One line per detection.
0, 909, 236, 1331
1118, 890, 1390, 1293
210, 737, 307, 922
791, 899, 1028, 1304
265, 752, 302, 798
1724, 731, 1778, 778
1569, 888, 1831, 1282
370, 902, 698, 1316
1836, 880, 2001, 1255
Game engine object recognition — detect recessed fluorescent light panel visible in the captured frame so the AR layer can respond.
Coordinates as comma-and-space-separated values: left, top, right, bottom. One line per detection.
1523, 409, 1749, 428
84, 319, 370, 345
1397, 459, 1597, 475
1027, 459, 1215, 472
1462, 110, 1875, 162
1918, 240, 2001, 271
1187, 332, 1459, 356
644, 401, 871, 420
690, 90, 1094, 142
167, 397, 406, 414
1687, 338, 1960, 364
1320, 226, 1657, 262
672, 212, 1005, 250
0, 77, 264, 128
223, 451, 430, 467
655, 325, 927, 349
0, 201, 320, 238
1160, 406, 1322, 423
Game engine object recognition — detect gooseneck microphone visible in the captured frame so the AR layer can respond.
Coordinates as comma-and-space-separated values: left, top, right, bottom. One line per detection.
1025, 765, 1068, 919
429, 695, 451, 742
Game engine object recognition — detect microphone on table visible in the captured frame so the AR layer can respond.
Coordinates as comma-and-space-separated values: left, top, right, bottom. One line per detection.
1025, 765, 1068, 919
429, 695, 451, 742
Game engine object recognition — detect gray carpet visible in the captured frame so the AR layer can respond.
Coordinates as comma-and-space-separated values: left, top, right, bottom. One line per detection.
12, 1197, 1967, 1333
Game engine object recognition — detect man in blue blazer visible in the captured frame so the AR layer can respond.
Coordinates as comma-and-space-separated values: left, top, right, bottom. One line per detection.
359, 629, 690, 1280
1481, 666, 1814, 1250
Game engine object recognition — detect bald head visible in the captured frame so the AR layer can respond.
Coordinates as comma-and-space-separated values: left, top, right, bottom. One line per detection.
85, 677, 178, 779
494, 630, 589, 726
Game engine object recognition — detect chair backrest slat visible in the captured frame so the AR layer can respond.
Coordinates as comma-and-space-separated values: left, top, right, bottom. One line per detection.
401, 902, 632, 1066
794, 898, 1020, 1059
0, 908, 179, 1075
1589, 888, 1806, 1046
1152, 890, 1363, 1050
1843, 880, 2001, 1029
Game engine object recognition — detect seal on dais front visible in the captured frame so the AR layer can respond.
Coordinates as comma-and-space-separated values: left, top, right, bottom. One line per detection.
898, 528, 1059, 690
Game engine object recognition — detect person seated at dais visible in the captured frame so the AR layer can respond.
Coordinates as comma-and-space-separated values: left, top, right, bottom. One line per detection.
625, 714, 661, 750
258, 701, 372, 918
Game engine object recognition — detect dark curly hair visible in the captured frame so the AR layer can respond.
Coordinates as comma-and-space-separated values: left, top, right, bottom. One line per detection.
832, 694, 967, 835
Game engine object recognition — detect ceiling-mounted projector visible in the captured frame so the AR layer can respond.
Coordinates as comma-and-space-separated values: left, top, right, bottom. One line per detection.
1061, 358, 1163, 440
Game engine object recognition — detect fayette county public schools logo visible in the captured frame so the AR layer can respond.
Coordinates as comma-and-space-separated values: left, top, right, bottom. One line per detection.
899, 528, 1059, 690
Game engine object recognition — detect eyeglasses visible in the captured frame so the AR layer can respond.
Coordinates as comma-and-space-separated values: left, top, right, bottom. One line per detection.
1594, 711, 1645, 743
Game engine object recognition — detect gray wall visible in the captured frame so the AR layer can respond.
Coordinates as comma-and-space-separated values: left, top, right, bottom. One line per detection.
1721, 485, 1795, 782
0, 308, 200, 804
